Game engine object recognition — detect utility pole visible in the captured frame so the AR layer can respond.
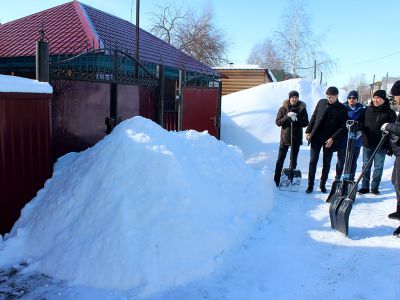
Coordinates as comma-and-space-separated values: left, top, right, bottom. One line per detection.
135, 0, 140, 79
313, 59, 316, 80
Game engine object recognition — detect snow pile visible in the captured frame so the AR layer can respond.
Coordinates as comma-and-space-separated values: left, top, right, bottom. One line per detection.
221, 78, 346, 166
0, 74, 52, 93
0, 117, 270, 297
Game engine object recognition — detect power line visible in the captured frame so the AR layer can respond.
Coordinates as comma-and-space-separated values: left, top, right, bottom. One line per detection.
343, 49, 400, 68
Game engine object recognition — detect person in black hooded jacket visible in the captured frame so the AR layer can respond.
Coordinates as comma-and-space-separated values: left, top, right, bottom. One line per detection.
358, 90, 396, 195
380, 80, 400, 236
274, 90, 309, 187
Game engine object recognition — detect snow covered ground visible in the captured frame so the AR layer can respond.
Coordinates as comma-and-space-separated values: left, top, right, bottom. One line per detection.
1, 77, 400, 299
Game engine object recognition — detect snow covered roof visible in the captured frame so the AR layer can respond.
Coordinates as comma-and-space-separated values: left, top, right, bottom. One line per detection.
0, 74, 52, 93
214, 64, 263, 70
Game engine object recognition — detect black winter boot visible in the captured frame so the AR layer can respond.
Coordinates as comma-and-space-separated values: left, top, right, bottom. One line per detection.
388, 212, 400, 221
393, 226, 400, 237
320, 184, 327, 193
306, 185, 313, 193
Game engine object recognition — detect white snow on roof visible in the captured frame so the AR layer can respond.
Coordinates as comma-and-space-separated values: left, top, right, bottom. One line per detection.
214, 64, 263, 70
0, 74, 52, 94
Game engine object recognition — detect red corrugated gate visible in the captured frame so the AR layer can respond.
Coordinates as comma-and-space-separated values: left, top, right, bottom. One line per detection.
0, 92, 53, 234
182, 87, 220, 138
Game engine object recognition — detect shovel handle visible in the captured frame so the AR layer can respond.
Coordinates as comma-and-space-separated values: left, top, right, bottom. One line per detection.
348, 131, 389, 196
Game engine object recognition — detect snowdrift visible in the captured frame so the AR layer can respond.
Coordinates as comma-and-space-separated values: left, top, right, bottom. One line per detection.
0, 117, 270, 297
221, 78, 347, 167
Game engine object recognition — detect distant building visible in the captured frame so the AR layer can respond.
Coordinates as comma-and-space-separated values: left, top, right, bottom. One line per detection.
371, 77, 400, 95
381, 77, 400, 95
214, 64, 275, 96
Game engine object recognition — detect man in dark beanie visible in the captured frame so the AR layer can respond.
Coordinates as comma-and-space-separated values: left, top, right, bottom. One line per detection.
390, 80, 400, 97
380, 80, 400, 236
274, 90, 309, 187
358, 90, 396, 195
305, 86, 347, 193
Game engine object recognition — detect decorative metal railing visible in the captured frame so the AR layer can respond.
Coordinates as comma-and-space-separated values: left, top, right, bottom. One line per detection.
50, 41, 159, 86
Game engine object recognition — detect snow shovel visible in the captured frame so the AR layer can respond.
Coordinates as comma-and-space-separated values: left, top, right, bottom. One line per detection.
326, 120, 358, 203
279, 119, 301, 192
329, 131, 389, 236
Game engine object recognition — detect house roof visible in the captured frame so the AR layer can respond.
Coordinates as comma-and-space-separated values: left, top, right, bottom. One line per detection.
0, 1, 216, 75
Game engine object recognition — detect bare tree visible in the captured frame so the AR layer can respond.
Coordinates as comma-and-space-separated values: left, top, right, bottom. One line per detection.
344, 74, 370, 103
247, 38, 284, 70
149, 4, 186, 45
149, 4, 229, 67
274, 0, 334, 78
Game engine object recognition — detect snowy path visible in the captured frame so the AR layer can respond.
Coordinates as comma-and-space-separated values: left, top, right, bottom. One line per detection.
149, 151, 400, 299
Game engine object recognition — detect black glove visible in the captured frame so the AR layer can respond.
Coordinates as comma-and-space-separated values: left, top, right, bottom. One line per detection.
386, 147, 393, 156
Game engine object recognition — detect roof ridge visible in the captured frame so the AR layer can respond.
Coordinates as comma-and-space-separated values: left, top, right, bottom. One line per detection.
74, 1, 102, 49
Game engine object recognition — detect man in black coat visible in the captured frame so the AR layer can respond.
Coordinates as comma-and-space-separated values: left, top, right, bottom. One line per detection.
380, 80, 400, 236
274, 90, 309, 187
358, 90, 396, 195
305, 86, 347, 193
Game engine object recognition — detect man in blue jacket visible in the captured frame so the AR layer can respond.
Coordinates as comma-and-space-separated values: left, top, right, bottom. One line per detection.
335, 90, 366, 181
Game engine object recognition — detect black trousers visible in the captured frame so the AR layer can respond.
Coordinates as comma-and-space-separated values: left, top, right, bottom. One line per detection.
392, 155, 400, 213
308, 135, 334, 187
274, 143, 300, 183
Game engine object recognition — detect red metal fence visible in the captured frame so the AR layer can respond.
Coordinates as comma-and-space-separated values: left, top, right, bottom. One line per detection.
0, 92, 53, 234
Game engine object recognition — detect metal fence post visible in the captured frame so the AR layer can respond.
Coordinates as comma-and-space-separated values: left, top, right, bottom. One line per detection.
177, 69, 185, 131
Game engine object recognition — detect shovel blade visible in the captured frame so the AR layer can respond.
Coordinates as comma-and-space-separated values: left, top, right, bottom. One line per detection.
279, 168, 302, 192
329, 194, 343, 230
326, 180, 341, 203
326, 180, 355, 203
336, 197, 353, 236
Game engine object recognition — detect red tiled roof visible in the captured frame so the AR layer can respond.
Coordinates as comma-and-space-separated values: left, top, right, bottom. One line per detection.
0, 2, 99, 57
0, 1, 216, 74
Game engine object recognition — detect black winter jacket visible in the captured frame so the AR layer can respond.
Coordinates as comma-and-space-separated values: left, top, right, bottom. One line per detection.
275, 99, 309, 146
305, 99, 347, 148
386, 114, 400, 157
362, 101, 396, 149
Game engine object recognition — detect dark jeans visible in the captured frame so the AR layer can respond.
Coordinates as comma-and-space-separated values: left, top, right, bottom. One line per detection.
308, 136, 334, 187
274, 143, 300, 183
335, 146, 361, 181
392, 156, 400, 212
361, 146, 386, 190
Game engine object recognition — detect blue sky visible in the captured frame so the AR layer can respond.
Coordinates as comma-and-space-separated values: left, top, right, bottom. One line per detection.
1, 0, 399, 88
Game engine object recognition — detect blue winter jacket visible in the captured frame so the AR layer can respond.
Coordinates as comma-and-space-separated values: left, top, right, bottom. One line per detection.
339, 102, 366, 147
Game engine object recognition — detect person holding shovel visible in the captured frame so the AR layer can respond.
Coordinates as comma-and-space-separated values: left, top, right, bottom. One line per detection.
305, 86, 347, 194
273, 90, 309, 187
381, 80, 400, 236
335, 90, 366, 181
358, 90, 396, 195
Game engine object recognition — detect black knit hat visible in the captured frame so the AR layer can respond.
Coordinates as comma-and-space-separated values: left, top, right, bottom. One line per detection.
373, 90, 387, 101
347, 90, 358, 99
391, 80, 400, 96
288, 90, 299, 98
326, 86, 339, 96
